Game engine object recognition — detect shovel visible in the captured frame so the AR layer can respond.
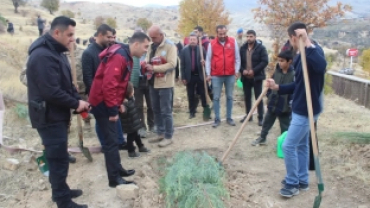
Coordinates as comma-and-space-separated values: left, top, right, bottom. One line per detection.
219, 87, 269, 164
298, 36, 324, 208
70, 45, 93, 162
198, 37, 212, 121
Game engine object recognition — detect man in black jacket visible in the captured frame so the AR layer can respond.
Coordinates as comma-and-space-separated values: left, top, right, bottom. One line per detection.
27, 16, 90, 208
180, 33, 207, 119
239, 30, 269, 126
81, 24, 127, 150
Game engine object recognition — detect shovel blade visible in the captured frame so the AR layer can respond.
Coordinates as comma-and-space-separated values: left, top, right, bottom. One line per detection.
36, 153, 49, 177
79, 141, 93, 162
203, 106, 212, 121
313, 195, 322, 208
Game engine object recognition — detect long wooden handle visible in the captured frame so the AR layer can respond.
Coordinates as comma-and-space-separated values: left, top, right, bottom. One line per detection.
198, 37, 211, 104
70, 45, 84, 141
220, 87, 269, 163
299, 37, 323, 184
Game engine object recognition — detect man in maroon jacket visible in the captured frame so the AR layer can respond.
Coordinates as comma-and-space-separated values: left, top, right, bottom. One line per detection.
88, 32, 150, 188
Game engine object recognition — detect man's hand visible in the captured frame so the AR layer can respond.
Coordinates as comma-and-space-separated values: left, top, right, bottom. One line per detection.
146, 64, 154, 72
294, 29, 311, 47
200, 60, 205, 66
235, 73, 240, 79
247, 69, 254, 78
119, 105, 125, 113
182, 80, 187, 85
109, 115, 119, 122
76, 100, 90, 113
266, 78, 279, 90
206, 75, 211, 82
242, 70, 248, 76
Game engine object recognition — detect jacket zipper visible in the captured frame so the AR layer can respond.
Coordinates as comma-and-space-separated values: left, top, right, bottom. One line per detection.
223, 45, 226, 75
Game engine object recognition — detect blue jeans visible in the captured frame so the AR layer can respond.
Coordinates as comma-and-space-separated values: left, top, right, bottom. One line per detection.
149, 86, 174, 139
283, 113, 319, 186
211, 75, 235, 120
95, 119, 126, 146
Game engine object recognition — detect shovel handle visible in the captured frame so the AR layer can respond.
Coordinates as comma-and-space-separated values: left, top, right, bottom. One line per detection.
220, 87, 269, 163
198, 37, 211, 105
298, 37, 323, 185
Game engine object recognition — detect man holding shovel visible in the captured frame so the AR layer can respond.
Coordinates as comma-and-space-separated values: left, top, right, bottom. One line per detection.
180, 33, 208, 119
266, 22, 326, 198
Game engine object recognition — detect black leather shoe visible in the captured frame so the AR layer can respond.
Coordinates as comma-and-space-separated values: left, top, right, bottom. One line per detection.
119, 169, 135, 177
69, 154, 76, 163
109, 177, 135, 188
189, 113, 195, 119
52, 189, 83, 202
240, 116, 253, 123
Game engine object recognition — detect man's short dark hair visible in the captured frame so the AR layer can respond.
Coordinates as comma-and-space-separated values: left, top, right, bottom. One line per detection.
246, 30, 256, 36
278, 50, 293, 62
126, 82, 134, 98
288, 22, 307, 37
129, 32, 150, 44
216, 25, 227, 32
112, 28, 116, 35
50, 16, 76, 32
209, 35, 215, 40
96, 24, 113, 36
76, 37, 80, 44
194, 26, 203, 32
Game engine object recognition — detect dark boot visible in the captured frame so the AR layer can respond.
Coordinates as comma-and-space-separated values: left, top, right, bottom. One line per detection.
57, 200, 88, 208
108, 177, 135, 188
69, 154, 76, 163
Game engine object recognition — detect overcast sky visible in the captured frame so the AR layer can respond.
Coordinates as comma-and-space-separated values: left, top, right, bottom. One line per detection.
64, 0, 181, 7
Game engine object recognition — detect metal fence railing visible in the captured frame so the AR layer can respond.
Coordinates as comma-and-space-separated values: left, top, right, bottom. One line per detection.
328, 71, 370, 109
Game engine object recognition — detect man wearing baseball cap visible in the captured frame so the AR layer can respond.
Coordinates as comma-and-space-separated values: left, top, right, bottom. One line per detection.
236, 28, 244, 48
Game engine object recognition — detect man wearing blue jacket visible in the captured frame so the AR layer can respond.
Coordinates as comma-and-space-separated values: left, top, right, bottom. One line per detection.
266, 22, 326, 198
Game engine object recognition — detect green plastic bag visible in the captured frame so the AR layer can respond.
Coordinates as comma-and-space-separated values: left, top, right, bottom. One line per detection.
236, 78, 243, 89
277, 131, 288, 158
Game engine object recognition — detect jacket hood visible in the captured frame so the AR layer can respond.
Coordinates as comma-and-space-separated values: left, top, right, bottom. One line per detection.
241, 39, 263, 50
99, 43, 132, 61
28, 33, 69, 55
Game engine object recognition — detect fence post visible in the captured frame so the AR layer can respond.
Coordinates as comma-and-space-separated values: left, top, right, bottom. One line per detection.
365, 83, 369, 108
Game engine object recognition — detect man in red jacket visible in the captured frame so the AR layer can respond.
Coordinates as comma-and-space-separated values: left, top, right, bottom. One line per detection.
206, 25, 241, 128
88, 32, 150, 188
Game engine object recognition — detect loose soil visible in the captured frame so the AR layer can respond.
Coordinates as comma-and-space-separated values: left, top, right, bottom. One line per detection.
1, 92, 369, 208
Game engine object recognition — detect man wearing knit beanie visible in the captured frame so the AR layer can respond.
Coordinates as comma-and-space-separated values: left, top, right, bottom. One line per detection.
236, 28, 244, 48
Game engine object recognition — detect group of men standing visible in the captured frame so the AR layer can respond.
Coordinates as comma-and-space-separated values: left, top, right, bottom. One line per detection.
25, 13, 326, 207
181, 25, 269, 127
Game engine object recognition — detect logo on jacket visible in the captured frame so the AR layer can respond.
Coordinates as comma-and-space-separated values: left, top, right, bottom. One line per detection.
161, 51, 167, 57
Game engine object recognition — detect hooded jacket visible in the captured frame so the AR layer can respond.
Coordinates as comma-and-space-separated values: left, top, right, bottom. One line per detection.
26, 33, 80, 129
88, 44, 133, 118
239, 40, 269, 81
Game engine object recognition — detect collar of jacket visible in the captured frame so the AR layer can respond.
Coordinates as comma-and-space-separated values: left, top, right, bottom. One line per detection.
241, 40, 262, 50
44, 33, 69, 53
215, 36, 231, 44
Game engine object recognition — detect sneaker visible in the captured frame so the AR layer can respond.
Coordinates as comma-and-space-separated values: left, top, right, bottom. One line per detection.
212, 119, 221, 128
227, 119, 236, 126
149, 126, 157, 134
280, 184, 300, 198
138, 128, 147, 138
148, 136, 164, 143
128, 151, 141, 158
139, 146, 151, 153
281, 180, 309, 191
251, 137, 267, 146
158, 139, 173, 147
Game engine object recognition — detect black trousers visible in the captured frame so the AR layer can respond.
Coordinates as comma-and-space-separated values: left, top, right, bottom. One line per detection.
309, 121, 318, 171
95, 117, 125, 181
127, 131, 144, 152
134, 78, 154, 129
242, 79, 264, 120
260, 111, 291, 139
186, 75, 207, 114
37, 122, 71, 207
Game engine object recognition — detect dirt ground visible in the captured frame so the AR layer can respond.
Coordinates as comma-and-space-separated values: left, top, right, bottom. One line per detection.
1, 90, 370, 208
